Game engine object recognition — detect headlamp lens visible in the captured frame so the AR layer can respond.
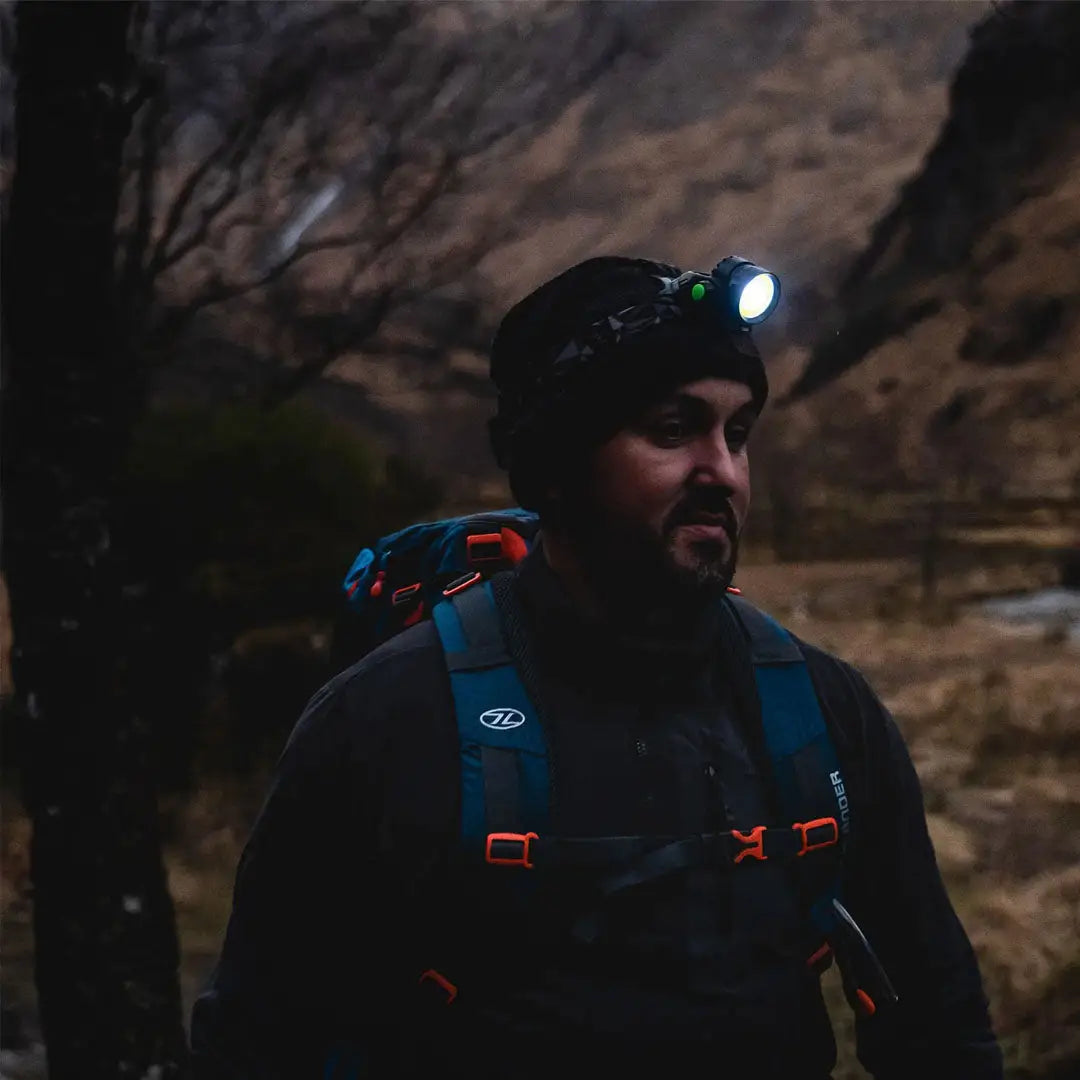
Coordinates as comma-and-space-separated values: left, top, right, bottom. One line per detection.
737, 273, 776, 322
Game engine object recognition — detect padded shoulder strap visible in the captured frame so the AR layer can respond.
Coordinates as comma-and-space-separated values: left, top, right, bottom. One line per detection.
432, 583, 550, 855
726, 594, 848, 934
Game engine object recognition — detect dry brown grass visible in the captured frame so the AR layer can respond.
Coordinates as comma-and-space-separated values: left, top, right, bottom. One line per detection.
736, 559, 1080, 1078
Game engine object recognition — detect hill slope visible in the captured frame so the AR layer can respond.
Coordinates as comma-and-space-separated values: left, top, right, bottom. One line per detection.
785, 0, 1080, 502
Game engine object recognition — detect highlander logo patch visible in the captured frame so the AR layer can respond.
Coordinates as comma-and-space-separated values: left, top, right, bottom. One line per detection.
480, 707, 525, 731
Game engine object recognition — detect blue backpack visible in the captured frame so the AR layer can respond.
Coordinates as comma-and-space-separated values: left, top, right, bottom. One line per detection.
343, 508, 539, 649
339, 510, 896, 1039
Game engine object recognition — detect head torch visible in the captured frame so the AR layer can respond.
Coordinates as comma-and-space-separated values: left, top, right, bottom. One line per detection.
551, 256, 781, 368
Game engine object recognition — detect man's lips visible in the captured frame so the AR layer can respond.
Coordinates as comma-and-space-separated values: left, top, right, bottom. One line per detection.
674, 517, 732, 541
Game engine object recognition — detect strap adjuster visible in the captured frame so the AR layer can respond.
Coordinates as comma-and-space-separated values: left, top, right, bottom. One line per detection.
443, 571, 482, 597
794, 817, 839, 856
391, 582, 422, 606
467, 532, 504, 564
485, 831, 538, 869
731, 824, 766, 863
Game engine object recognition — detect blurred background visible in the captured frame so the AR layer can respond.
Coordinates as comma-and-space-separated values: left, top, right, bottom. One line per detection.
1, 2, 1077, 1077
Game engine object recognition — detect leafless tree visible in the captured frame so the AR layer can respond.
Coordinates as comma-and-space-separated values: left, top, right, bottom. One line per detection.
118, 0, 629, 405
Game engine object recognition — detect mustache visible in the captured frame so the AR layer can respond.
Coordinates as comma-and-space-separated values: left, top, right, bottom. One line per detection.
664, 491, 738, 537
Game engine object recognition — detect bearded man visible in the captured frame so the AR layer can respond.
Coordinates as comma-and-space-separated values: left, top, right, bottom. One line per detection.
192, 256, 1002, 1079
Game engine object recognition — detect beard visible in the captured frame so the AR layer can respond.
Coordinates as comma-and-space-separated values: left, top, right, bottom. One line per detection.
556, 480, 740, 625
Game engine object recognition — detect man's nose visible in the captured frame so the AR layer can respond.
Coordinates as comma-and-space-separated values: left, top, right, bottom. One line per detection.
691, 433, 742, 489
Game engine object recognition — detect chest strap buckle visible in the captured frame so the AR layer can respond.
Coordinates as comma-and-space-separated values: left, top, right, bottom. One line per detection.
731, 824, 766, 863
485, 831, 538, 869
795, 817, 839, 856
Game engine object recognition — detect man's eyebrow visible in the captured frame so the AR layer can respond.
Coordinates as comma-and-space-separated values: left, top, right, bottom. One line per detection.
656, 393, 757, 420
655, 391, 710, 413
727, 401, 758, 424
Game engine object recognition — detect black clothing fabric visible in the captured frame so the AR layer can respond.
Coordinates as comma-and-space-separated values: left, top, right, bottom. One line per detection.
191, 549, 1002, 1079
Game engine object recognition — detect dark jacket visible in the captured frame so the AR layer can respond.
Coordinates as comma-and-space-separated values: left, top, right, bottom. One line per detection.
191, 548, 1002, 1079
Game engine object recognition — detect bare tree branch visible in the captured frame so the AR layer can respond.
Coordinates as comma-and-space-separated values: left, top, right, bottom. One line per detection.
118, 0, 631, 400
259, 286, 396, 409
120, 68, 165, 313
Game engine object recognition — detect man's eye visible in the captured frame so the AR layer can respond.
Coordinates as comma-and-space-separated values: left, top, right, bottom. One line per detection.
653, 417, 686, 443
727, 425, 751, 450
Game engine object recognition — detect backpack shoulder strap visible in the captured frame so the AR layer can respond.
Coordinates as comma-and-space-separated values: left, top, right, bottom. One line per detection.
725, 594, 899, 1016
431, 581, 550, 858
725, 593, 849, 934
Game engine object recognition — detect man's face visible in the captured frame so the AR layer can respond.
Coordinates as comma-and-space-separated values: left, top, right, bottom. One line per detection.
561, 377, 756, 597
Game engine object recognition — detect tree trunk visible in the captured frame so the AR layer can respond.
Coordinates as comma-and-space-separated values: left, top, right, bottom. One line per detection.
1, 3, 188, 1076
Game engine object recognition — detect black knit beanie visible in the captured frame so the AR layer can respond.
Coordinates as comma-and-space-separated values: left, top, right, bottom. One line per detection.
488, 256, 769, 510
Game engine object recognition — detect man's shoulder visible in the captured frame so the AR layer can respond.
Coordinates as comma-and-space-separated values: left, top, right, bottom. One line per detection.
795, 636, 868, 695
339, 618, 445, 681
293, 620, 449, 740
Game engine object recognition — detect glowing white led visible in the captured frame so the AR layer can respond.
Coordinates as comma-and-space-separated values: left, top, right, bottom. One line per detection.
737, 274, 776, 322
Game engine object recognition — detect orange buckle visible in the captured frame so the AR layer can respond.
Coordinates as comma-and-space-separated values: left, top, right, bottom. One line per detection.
485, 831, 538, 869
731, 824, 767, 863
391, 582, 422, 606
794, 817, 839, 857
443, 571, 482, 597
467, 532, 504, 564
418, 968, 458, 1004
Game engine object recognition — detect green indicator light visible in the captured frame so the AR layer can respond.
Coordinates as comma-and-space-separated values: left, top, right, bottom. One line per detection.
691, 283, 706, 301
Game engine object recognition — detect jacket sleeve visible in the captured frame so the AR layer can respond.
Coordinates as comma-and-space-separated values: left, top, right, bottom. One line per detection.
189, 677, 382, 1079
824, 659, 1004, 1080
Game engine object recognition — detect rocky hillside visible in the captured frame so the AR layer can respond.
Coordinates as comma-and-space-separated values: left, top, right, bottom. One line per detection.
785, 0, 1080, 503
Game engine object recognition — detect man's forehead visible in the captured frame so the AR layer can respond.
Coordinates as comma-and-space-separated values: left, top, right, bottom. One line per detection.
656, 377, 755, 411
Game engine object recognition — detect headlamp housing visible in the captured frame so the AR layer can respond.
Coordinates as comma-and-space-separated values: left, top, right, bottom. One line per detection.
666, 257, 781, 326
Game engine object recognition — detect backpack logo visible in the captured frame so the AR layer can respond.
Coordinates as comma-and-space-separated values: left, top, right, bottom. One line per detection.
480, 707, 525, 730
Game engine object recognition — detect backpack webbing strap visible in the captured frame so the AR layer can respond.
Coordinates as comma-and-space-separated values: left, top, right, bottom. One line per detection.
482, 745, 520, 830
432, 583, 550, 856
726, 594, 846, 937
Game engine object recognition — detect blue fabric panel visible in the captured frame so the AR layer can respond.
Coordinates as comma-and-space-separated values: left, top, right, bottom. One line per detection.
323, 1046, 368, 1079
451, 664, 547, 756
323, 1049, 340, 1080
810, 895, 840, 936
755, 661, 827, 758
432, 597, 468, 653
343, 547, 375, 591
